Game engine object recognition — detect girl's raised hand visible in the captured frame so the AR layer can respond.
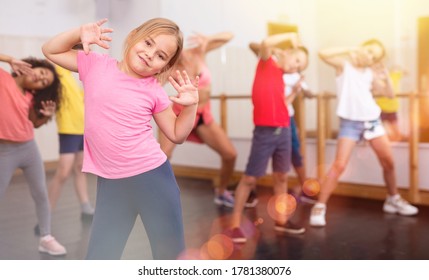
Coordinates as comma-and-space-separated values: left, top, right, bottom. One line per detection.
80, 18, 114, 54
39, 100, 56, 117
168, 70, 199, 106
10, 58, 34, 77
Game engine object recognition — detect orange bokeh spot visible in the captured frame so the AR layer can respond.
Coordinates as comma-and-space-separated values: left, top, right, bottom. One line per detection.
267, 193, 297, 220
177, 248, 202, 260
302, 178, 321, 197
201, 234, 234, 260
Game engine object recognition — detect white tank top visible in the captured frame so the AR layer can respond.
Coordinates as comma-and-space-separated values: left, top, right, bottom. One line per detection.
336, 61, 381, 121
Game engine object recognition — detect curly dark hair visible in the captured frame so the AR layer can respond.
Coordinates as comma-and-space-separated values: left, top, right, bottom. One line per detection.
13, 57, 62, 118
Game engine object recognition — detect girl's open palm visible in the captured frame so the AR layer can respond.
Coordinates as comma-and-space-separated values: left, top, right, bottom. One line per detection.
10, 59, 34, 77
80, 18, 113, 54
39, 100, 56, 117
168, 70, 199, 106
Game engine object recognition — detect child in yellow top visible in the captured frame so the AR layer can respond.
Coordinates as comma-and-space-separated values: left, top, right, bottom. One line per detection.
46, 64, 95, 220
375, 68, 404, 141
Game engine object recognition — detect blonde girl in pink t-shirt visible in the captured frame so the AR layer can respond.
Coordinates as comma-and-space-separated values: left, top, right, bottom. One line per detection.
43, 18, 199, 260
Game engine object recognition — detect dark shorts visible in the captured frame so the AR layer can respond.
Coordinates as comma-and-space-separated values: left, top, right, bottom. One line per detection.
380, 112, 398, 122
245, 126, 291, 177
59, 134, 84, 154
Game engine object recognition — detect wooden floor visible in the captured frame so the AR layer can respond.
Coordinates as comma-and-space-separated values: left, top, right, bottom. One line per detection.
1, 170, 428, 260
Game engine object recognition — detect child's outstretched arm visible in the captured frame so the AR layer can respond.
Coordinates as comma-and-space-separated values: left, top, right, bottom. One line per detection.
42, 19, 113, 72
0, 53, 34, 77
154, 70, 199, 144
260, 32, 299, 61
371, 63, 394, 98
188, 32, 233, 54
318, 47, 359, 75
29, 100, 56, 128
249, 42, 260, 56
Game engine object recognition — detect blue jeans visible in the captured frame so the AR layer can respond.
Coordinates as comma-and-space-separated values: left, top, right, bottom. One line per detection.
290, 117, 303, 168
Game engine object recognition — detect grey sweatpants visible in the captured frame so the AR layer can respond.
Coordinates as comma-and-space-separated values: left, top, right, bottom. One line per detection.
0, 140, 51, 236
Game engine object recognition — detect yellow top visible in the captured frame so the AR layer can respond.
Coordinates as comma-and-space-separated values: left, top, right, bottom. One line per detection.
55, 66, 84, 134
375, 70, 402, 113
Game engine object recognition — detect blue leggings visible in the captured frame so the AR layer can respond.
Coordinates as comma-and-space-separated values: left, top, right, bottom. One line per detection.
86, 160, 185, 260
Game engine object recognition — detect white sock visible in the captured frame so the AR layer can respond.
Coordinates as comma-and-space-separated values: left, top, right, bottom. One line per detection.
389, 194, 401, 201
314, 202, 326, 209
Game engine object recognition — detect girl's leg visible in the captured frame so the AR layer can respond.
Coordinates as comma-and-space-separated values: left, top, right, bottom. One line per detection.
272, 171, 288, 223
318, 138, 356, 204
48, 153, 75, 210
369, 135, 396, 194
290, 117, 306, 187
369, 135, 418, 215
72, 151, 93, 214
310, 138, 356, 227
20, 141, 51, 236
231, 175, 257, 228
0, 143, 18, 198
196, 122, 237, 195
134, 161, 185, 259
86, 177, 138, 259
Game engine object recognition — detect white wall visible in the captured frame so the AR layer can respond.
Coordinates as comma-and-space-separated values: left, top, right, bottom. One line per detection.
0, 0, 97, 161
2, 0, 429, 189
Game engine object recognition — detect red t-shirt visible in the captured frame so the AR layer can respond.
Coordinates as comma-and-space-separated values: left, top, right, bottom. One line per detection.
251, 57, 289, 127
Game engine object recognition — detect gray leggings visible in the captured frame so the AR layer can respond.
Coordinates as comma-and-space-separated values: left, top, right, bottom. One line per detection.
86, 160, 185, 260
0, 140, 51, 236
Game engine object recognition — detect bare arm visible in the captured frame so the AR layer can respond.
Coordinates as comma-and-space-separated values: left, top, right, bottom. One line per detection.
260, 32, 299, 61
285, 76, 315, 106
189, 32, 234, 54
42, 19, 113, 72
372, 64, 394, 98
205, 32, 234, 52
154, 71, 199, 144
28, 100, 56, 128
0, 53, 34, 76
318, 47, 358, 74
249, 42, 260, 56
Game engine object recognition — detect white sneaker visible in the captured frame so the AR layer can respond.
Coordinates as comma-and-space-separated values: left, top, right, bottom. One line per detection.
39, 235, 67, 256
310, 203, 326, 227
383, 195, 419, 216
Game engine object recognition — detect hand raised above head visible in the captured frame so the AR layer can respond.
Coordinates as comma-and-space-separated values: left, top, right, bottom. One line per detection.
10, 58, 34, 77
80, 18, 114, 54
168, 70, 199, 106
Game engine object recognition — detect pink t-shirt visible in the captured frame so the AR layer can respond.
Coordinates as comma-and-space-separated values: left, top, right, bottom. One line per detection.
77, 51, 171, 179
251, 57, 289, 127
0, 68, 34, 142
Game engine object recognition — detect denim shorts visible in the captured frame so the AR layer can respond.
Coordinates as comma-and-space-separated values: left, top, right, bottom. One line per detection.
338, 118, 385, 141
245, 126, 291, 177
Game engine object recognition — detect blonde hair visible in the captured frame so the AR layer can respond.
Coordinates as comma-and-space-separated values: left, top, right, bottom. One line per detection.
123, 18, 183, 83
362, 38, 385, 63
